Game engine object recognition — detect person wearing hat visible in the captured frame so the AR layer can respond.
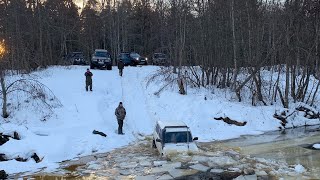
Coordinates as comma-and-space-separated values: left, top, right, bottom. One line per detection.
84, 68, 93, 91
117, 59, 125, 76
115, 102, 126, 134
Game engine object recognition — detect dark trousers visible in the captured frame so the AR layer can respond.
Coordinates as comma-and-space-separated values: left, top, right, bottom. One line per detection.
119, 69, 123, 76
117, 119, 123, 134
86, 82, 92, 91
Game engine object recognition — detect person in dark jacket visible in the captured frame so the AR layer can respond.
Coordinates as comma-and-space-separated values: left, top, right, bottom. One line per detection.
115, 102, 126, 134
117, 60, 125, 76
84, 68, 93, 91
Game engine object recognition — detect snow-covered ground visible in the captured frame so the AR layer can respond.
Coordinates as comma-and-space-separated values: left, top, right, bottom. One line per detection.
0, 65, 319, 175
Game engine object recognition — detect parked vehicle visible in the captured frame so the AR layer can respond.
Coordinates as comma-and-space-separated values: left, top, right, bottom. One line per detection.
65, 52, 87, 65
117, 52, 147, 66
152, 121, 199, 156
138, 56, 148, 65
152, 53, 167, 66
90, 49, 112, 70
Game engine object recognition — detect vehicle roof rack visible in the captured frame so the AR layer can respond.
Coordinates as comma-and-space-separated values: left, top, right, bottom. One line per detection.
164, 125, 188, 128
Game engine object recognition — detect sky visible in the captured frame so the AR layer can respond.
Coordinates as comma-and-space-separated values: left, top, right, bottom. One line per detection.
74, 0, 85, 8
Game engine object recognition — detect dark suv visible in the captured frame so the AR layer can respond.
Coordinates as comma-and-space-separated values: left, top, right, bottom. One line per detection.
90, 49, 112, 70
152, 53, 167, 66
65, 52, 87, 65
117, 52, 147, 66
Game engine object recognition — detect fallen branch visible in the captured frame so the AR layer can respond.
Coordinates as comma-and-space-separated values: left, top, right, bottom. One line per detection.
92, 130, 107, 137
273, 113, 288, 127
296, 106, 320, 119
214, 117, 247, 126
273, 110, 296, 128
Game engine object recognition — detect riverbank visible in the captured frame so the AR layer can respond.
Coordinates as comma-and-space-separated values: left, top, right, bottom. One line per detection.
1, 65, 320, 176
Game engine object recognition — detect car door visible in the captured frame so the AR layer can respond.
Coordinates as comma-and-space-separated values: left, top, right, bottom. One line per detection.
154, 125, 163, 155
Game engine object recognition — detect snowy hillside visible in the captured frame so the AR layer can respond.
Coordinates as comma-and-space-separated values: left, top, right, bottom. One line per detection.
0, 65, 319, 174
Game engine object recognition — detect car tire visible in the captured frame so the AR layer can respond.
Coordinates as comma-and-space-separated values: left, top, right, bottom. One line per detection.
152, 139, 156, 148
107, 65, 112, 70
90, 64, 94, 69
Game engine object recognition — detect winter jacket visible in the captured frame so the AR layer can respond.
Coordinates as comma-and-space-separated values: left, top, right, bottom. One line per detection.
115, 105, 126, 120
118, 61, 125, 69
85, 71, 93, 82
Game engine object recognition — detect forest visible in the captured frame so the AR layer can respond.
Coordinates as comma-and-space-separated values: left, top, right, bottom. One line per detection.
0, 0, 320, 108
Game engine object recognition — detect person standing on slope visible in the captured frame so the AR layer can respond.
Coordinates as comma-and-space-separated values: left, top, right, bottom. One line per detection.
117, 60, 125, 77
115, 102, 126, 134
84, 68, 93, 91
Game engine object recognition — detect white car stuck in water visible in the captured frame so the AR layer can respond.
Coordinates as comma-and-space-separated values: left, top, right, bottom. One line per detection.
152, 121, 199, 156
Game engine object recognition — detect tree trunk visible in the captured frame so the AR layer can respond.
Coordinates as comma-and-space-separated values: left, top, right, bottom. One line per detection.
177, 78, 186, 95
284, 63, 290, 108
231, 0, 238, 90
0, 75, 8, 118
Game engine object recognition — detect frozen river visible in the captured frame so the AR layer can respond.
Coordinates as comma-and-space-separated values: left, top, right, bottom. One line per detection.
18, 125, 320, 179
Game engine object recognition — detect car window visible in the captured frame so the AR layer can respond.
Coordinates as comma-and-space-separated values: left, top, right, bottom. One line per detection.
95, 51, 110, 58
164, 132, 192, 143
121, 54, 130, 59
74, 53, 83, 58
130, 53, 141, 59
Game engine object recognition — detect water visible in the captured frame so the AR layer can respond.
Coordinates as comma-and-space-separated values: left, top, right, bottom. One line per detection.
209, 125, 320, 178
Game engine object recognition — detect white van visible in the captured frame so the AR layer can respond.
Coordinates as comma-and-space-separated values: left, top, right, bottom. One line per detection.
152, 121, 199, 156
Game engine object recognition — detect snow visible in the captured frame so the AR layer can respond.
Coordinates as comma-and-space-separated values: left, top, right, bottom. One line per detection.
0, 65, 319, 175
313, 144, 320, 149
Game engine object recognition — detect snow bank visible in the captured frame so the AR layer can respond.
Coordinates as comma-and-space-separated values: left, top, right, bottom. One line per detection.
0, 65, 319, 175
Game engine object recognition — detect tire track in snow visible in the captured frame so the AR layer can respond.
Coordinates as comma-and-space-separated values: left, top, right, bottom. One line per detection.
120, 67, 155, 137
120, 69, 139, 138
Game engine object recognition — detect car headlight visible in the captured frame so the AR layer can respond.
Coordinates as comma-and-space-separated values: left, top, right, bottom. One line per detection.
145, 58, 148, 60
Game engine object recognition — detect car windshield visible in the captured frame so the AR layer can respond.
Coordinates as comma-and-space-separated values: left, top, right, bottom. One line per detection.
130, 53, 141, 59
121, 53, 130, 59
73, 53, 83, 58
95, 51, 110, 58
164, 132, 193, 143
154, 54, 166, 58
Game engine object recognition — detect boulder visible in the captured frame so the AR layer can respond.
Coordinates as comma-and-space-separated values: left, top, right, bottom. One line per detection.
0, 134, 9, 146
0, 154, 7, 162
13, 131, 20, 140
0, 170, 8, 179
31, 153, 41, 163
15, 156, 28, 162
